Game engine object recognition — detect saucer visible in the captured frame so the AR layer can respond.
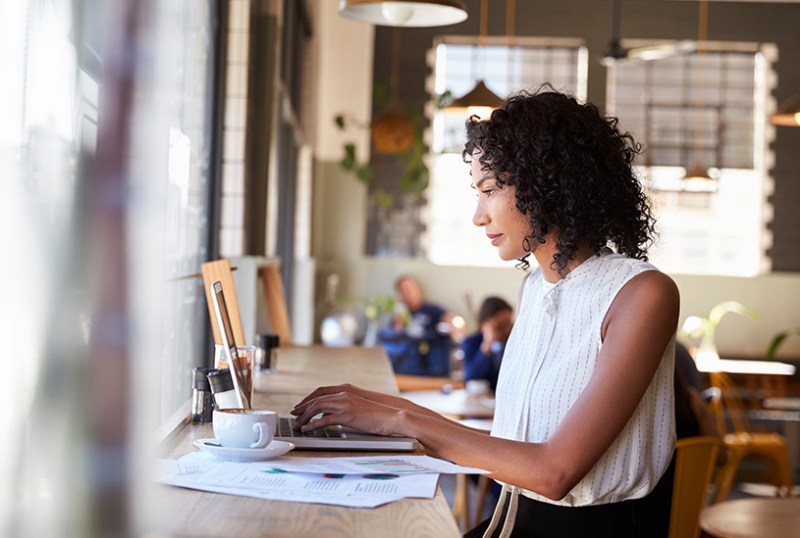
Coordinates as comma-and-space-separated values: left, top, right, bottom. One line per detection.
194, 439, 295, 462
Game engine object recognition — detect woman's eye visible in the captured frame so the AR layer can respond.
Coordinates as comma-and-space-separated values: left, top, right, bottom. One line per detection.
481, 188, 495, 197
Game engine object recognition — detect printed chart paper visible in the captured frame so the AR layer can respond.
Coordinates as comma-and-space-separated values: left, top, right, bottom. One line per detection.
156, 453, 444, 508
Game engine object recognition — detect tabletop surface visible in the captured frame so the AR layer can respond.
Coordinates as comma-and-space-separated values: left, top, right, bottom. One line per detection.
700, 498, 800, 538
763, 397, 800, 410
401, 389, 495, 419
154, 345, 460, 538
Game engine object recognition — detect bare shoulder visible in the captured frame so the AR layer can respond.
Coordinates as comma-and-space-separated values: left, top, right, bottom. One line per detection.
621, 269, 679, 307
604, 269, 679, 335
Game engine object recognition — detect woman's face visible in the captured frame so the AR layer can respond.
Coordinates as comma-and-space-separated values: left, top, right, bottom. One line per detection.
471, 152, 533, 261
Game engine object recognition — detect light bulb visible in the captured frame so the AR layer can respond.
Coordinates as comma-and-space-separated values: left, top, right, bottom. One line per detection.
466, 106, 494, 120
381, 3, 414, 25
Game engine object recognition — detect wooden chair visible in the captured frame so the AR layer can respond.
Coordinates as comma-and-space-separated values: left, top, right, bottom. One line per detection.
201, 259, 246, 349
708, 371, 793, 501
257, 262, 292, 345
669, 436, 722, 538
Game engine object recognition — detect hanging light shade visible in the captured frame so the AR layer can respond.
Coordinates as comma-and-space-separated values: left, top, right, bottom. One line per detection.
338, 0, 468, 27
444, 80, 505, 119
681, 162, 718, 192
770, 91, 800, 127
442, 0, 503, 119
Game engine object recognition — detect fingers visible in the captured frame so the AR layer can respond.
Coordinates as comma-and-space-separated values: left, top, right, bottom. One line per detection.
292, 384, 358, 413
292, 392, 346, 430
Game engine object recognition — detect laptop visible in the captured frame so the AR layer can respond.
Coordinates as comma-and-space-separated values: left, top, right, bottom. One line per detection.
209, 280, 419, 451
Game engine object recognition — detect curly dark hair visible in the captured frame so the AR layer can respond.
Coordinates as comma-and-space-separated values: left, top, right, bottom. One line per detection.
463, 86, 656, 275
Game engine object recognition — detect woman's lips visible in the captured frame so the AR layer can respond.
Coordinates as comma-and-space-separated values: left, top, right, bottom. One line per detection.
487, 233, 502, 246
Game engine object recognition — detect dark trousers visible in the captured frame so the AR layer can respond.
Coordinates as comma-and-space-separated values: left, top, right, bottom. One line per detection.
464, 457, 675, 538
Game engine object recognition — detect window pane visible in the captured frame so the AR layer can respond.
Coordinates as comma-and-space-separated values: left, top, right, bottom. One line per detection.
608, 44, 768, 277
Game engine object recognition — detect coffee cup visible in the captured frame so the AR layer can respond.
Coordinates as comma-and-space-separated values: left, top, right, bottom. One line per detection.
212, 409, 277, 449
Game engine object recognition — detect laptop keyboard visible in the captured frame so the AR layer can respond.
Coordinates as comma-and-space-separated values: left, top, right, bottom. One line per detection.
278, 417, 344, 439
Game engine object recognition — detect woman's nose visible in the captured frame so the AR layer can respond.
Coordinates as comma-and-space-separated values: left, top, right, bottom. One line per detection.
473, 200, 488, 227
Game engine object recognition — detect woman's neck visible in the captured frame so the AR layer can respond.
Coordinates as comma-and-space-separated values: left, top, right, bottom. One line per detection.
533, 242, 594, 283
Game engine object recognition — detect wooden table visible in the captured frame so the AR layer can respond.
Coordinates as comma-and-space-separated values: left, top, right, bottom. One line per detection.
700, 498, 800, 538
401, 389, 495, 420
155, 345, 460, 537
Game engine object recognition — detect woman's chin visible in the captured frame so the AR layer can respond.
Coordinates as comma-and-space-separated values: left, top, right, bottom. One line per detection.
498, 249, 526, 262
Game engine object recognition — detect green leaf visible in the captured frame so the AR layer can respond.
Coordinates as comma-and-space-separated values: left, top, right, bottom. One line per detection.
355, 165, 373, 183
334, 114, 346, 130
765, 328, 800, 360
708, 301, 758, 329
372, 190, 394, 209
435, 90, 453, 109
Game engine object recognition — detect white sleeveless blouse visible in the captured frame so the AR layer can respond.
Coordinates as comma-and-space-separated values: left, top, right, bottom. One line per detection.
490, 253, 675, 506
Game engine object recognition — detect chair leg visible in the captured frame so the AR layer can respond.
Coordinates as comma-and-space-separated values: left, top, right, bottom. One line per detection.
472, 475, 492, 528
769, 452, 793, 497
453, 474, 471, 531
714, 452, 743, 502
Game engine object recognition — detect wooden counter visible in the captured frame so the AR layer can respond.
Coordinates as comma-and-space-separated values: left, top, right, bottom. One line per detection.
155, 345, 460, 537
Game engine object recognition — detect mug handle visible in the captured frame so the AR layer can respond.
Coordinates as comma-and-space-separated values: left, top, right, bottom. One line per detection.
250, 422, 271, 448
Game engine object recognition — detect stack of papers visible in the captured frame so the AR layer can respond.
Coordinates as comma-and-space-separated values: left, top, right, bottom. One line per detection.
157, 453, 488, 508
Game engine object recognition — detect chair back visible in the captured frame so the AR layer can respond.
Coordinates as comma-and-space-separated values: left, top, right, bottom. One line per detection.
708, 371, 751, 434
201, 259, 246, 346
258, 262, 292, 345
669, 436, 721, 538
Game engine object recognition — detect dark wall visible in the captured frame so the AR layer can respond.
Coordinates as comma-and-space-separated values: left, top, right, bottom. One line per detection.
368, 0, 800, 271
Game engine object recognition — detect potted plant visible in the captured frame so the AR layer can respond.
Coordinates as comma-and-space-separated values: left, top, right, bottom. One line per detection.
679, 300, 759, 368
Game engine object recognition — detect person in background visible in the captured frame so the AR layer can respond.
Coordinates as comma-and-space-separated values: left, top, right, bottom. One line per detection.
460, 296, 514, 392
293, 87, 678, 537
377, 274, 460, 376
673, 341, 727, 464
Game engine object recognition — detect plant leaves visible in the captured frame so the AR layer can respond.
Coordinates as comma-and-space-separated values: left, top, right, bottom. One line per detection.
765, 328, 800, 360
355, 165, 372, 183
708, 301, 758, 328
334, 114, 346, 130
372, 189, 394, 209
435, 90, 453, 109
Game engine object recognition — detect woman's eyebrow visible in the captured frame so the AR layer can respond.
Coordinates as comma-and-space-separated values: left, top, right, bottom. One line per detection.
474, 175, 494, 188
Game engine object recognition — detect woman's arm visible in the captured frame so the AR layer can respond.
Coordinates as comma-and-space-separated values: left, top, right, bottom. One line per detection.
294, 271, 678, 500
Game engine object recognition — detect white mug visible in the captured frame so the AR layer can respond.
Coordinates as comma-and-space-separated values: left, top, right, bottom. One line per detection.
212, 409, 277, 449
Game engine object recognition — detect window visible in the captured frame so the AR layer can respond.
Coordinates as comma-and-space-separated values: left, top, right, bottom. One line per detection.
607, 41, 774, 276
426, 37, 588, 267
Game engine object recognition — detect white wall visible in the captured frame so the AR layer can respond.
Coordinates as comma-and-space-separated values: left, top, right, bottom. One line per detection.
311, 3, 800, 360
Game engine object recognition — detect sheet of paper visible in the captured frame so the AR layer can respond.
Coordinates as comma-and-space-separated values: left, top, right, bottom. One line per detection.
269, 454, 489, 475
156, 453, 441, 509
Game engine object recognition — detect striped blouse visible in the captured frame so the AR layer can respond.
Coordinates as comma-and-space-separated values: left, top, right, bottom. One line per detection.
490, 253, 676, 506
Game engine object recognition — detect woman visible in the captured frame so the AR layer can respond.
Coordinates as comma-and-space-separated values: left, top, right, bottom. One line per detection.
292, 88, 679, 537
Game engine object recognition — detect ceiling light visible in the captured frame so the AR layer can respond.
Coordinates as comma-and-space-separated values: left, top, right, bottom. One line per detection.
770, 91, 800, 127
444, 80, 504, 118
338, 0, 468, 28
443, 0, 503, 118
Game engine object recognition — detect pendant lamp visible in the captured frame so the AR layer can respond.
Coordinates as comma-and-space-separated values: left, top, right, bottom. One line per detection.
681, 0, 717, 190
770, 91, 800, 127
443, 0, 504, 118
338, 0, 468, 28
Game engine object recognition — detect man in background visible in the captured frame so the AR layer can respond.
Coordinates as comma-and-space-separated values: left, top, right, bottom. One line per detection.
460, 296, 514, 392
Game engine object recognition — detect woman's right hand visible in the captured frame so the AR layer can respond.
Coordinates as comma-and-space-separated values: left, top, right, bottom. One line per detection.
290, 383, 462, 431
291, 384, 401, 412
